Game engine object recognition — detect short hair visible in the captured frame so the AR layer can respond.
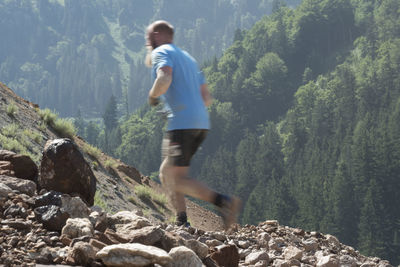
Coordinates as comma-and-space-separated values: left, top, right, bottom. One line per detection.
150, 20, 174, 38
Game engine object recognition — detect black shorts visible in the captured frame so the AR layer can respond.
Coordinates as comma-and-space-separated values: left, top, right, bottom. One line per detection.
162, 129, 208, 166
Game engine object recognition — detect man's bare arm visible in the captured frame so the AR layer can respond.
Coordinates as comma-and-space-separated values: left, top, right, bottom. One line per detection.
149, 66, 172, 104
201, 84, 212, 107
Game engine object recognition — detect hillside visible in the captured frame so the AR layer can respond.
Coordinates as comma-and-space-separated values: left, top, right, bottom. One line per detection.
0, 82, 394, 267
0, 81, 223, 232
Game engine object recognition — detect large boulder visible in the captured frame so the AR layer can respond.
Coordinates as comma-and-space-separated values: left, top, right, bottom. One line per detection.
39, 139, 96, 206
0, 150, 38, 182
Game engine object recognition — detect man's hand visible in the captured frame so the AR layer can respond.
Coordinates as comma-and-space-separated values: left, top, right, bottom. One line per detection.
148, 96, 160, 106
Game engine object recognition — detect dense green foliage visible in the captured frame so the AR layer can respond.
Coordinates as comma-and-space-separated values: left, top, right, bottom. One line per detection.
0, 0, 299, 117
107, 0, 400, 264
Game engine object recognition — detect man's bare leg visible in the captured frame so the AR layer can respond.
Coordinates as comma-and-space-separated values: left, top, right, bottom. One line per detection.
160, 157, 241, 229
160, 158, 216, 212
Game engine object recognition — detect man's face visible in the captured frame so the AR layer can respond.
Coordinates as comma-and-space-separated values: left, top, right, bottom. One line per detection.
146, 29, 157, 49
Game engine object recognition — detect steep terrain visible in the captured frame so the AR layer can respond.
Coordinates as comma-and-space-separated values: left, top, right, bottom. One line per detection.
0, 81, 223, 231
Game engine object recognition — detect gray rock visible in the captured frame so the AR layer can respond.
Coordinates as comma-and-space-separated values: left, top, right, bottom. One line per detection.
62, 218, 94, 239
128, 226, 164, 245
0, 183, 12, 198
96, 243, 172, 267
68, 241, 96, 266
317, 255, 339, 267
60, 194, 90, 218
0, 175, 36, 196
108, 211, 151, 236
166, 246, 203, 267
283, 246, 302, 260
245, 250, 269, 265
303, 238, 319, 252
184, 239, 209, 260
339, 255, 358, 267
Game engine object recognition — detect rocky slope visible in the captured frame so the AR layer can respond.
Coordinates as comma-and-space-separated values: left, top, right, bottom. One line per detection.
0, 82, 395, 266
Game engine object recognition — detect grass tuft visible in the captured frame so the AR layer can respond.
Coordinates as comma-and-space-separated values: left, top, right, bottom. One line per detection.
134, 185, 168, 207
37, 108, 76, 138
6, 102, 18, 117
82, 143, 102, 159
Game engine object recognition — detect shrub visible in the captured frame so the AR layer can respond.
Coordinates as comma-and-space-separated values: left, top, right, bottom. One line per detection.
52, 118, 76, 138
38, 108, 57, 125
104, 159, 118, 169
23, 129, 43, 143
37, 108, 76, 138
6, 102, 18, 117
82, 143, 102, 159
134, 185, 168, 207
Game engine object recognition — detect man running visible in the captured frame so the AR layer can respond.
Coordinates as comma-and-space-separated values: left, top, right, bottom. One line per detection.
145, 20, 240, 229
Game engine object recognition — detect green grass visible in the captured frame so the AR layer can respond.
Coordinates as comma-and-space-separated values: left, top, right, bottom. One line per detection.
23, 129, 43, 144
134, 185, 168, 207
94, 191, 111, 213
104, 159, 118, 169
82, 143, 102, 159
37, 108, 76, 138
6, 102, 18, 117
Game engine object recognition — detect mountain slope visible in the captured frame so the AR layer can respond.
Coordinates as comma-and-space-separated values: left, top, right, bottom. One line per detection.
0, 81, 223, 231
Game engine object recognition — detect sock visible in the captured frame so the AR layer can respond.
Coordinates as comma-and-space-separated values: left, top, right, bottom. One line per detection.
176, 211, 187, 224
214, 193, 229, 207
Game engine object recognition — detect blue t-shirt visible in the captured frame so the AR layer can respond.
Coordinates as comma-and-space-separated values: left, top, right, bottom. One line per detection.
151, 44, 210, 131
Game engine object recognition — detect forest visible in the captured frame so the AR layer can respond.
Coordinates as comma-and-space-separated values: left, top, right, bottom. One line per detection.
2, 0, 400, 264
0, 0, 298, 117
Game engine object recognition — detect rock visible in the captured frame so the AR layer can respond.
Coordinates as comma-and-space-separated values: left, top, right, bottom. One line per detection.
4, 204, 28, 218
166, 246, 203, 267
326, 234, 340, 248
1, 219, 32, 230
206, 239, 224, 247
34, 205, 70, 231
0, 161, 14, 176
100, 228, 129, 244
34, 190, 63, 208
339, 255, 358, 267
90, 238, 107, 250
62, 218, 94, 238
245, 250, 269, 265
68, 241, 96, 266
0, 150, 38, 182
96, 243, 172, 267
0, 183, 12, 198
128, 226, 164, 245
303, 238, 319, 252
283, 246, 302, 260
116, 164, 142, 183
272, 259, 290, 267
108, 211, 151, 232
159, 230, 185, 252
210, 244, 239, 267
38, 138, 96, 206
0, 175, 36, 196
317, 255, 339, 267
60, 194, 90, 218
184, 239, 209, 260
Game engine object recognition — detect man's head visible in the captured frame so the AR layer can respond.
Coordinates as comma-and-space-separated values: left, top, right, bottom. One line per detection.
145, 20, 174, 67
146, 20, 174, 49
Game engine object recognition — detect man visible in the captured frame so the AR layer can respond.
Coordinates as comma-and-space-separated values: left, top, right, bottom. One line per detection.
145, 20, 240, 229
